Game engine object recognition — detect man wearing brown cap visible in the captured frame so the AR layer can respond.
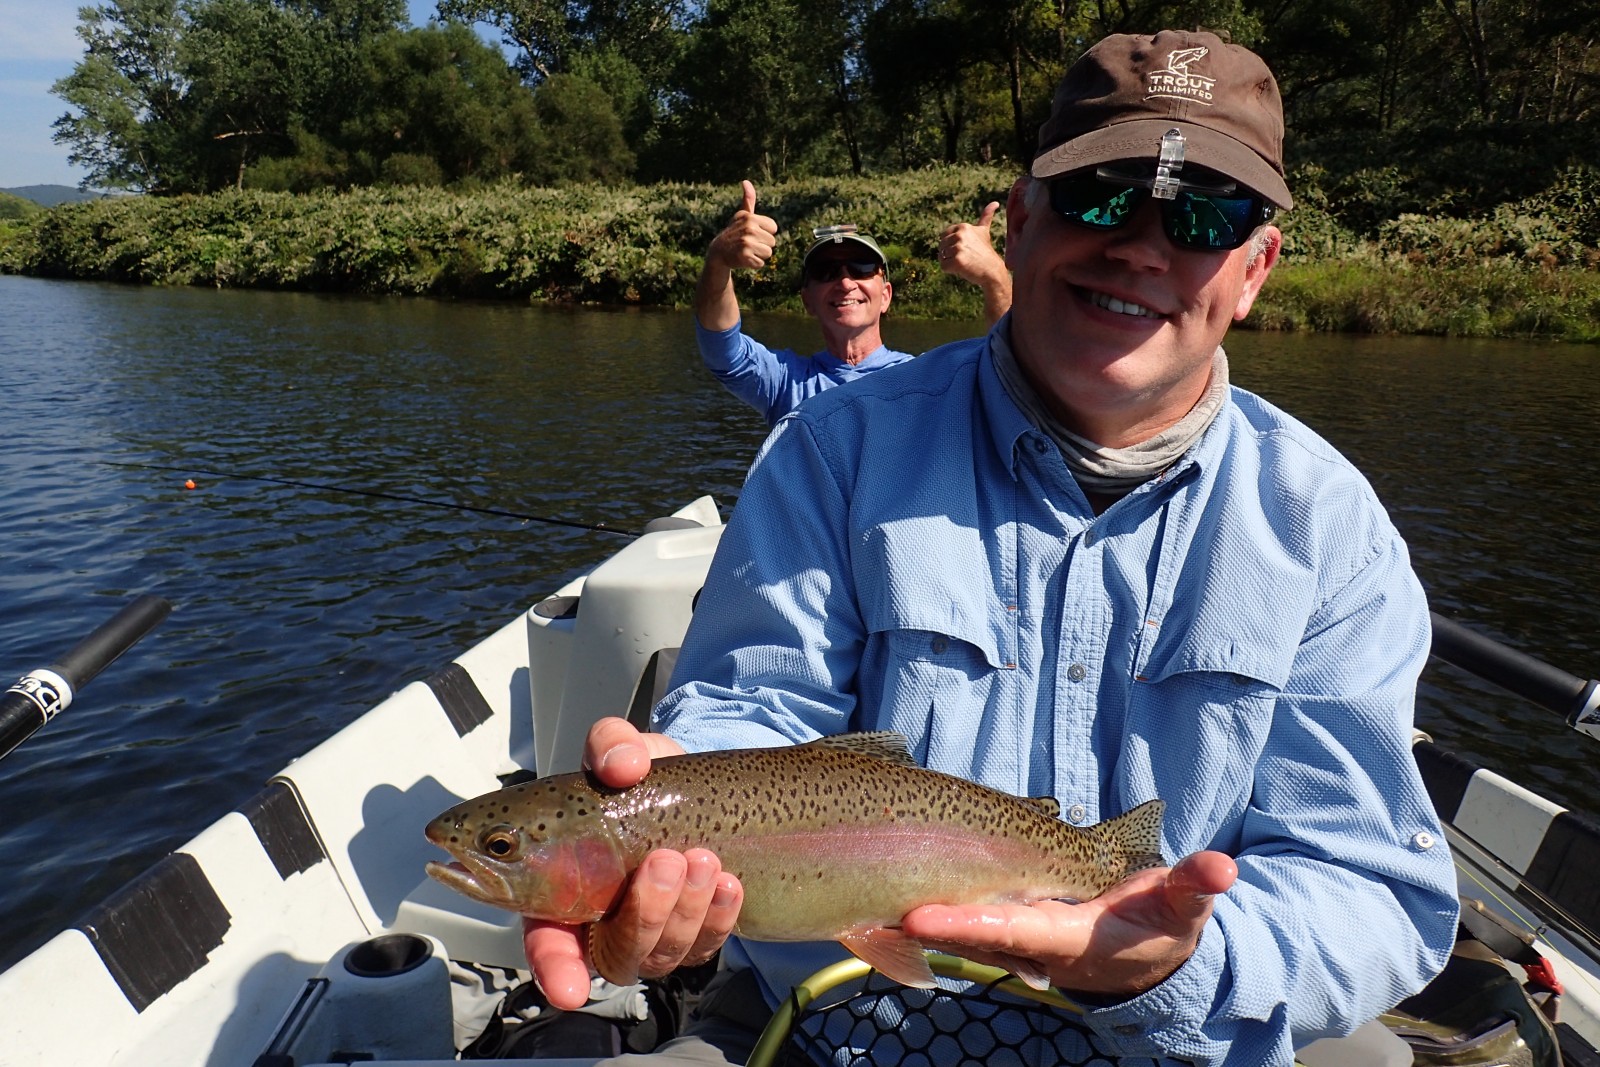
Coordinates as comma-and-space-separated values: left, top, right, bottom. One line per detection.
526, 30, 1457, 1067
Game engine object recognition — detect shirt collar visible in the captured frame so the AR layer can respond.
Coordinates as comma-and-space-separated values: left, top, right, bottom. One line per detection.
812, 344, 898, 372
977, 317, 1038, 480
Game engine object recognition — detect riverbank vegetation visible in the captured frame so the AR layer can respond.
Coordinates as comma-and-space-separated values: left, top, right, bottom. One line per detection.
10, 0, 1599, 340
6, 162, 1598, 341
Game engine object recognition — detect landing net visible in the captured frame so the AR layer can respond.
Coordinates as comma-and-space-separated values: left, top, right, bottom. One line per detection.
779, 964, 1170, 1067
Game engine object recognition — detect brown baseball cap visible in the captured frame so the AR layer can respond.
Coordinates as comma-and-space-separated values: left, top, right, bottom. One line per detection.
1032, 30, 1292, 210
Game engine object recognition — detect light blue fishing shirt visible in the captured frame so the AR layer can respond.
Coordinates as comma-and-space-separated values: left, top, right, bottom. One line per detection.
656, 325, 1459, 1066
695, 319, 914, 427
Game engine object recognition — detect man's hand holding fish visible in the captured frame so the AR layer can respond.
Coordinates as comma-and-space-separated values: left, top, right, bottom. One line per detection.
520, 718, 743, 1011
508, 717, 1236, 1008
900, 848, 1239, 996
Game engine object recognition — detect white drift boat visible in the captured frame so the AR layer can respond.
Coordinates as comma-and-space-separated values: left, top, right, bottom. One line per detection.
1, 495, 1598, 1067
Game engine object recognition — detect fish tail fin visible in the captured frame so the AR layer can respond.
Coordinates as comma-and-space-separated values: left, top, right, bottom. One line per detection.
1096, 798, 1167, 873
839, 929, 938, 989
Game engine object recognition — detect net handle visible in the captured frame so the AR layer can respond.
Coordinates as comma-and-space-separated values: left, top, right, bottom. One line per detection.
746, 953, 1082, 1067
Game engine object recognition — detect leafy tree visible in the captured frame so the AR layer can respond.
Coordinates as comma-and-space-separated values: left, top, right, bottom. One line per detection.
866, 0, 988, 165
338, 22, 546, 183
52, 0, 194, 191
650, 0, 837, 182
182, 0, 327, 188
433, 0, 688, 81
530, 72, 635, 181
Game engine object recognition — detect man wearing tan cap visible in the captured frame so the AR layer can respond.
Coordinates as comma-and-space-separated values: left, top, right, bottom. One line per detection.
527, 30, 1457, 1067
695, 181, 1014, 426
693, 180, 914, 427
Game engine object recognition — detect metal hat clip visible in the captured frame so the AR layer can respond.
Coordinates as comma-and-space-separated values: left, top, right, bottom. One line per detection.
1153, 129, 1186, 200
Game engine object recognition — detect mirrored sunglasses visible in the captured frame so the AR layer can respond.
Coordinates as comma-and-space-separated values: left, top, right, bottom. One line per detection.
1048, 170, 1275, 252
806, 258, 883, 283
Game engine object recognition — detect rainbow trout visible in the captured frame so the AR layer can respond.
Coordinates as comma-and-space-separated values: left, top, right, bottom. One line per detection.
424, 732, 1164, 989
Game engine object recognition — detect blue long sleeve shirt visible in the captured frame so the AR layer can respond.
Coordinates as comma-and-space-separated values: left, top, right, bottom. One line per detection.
695, 319, 914, 426
655, 327, 1458, 1066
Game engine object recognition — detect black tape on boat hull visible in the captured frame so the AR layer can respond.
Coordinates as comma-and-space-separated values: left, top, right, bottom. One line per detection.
1524, 813, 1600, 940
1412, 742, 1476, 825
240, 781, 326, 879
1415, 740, 1600, 944
76, 853, 231, 1013
427, 661, 494, 736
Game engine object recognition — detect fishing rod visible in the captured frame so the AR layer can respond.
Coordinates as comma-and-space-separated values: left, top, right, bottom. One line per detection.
1, 595, 173, 761
1429, 611, 1600, 741
109, 462, 642, 538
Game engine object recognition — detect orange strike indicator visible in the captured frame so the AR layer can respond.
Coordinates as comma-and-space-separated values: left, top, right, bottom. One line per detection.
184, 479, 197, 490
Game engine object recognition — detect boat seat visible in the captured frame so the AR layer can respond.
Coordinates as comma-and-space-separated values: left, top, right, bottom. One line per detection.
531, 517, 725, 775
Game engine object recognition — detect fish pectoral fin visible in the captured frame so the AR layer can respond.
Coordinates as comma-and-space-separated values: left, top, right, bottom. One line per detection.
588, 925, 638, 987
997, 954, 1053, 991
838, 930, 937, 989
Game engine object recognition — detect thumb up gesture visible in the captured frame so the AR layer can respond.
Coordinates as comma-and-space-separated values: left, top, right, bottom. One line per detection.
708, 180, 779, 271
937, 201, 1003, 283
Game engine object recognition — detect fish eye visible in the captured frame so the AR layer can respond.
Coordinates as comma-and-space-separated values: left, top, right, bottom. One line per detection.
479, 825, 521, 859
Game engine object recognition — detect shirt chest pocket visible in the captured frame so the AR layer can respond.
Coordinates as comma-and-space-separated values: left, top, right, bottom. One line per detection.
1126, 623, 1294, 853
860, 622, 1008, 765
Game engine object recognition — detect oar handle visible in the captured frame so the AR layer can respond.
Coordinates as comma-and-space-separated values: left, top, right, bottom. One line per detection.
0, 594, 173, 761
1429, 611, 1600, 740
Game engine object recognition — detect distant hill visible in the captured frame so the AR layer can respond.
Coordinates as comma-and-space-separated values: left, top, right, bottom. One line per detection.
1, 185, 105, 207
0, 192, 43, 221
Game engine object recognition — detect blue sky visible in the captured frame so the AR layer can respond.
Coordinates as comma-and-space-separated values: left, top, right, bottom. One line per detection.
0, 1, 458, 190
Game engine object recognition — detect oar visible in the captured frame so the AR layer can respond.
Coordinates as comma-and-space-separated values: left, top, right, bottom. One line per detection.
1429, 611, 1600, 740
0, 594, 173, 761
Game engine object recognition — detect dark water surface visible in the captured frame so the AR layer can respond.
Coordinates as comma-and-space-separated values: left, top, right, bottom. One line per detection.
1, 274, 1596, 974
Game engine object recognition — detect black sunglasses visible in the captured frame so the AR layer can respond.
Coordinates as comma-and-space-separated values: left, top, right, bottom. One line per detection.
805, 258, 883, 283
1048, 170, 1275, 252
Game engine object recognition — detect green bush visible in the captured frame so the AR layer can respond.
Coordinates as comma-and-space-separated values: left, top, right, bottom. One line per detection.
0, 192, 42, 221
2, 163, 1595, 341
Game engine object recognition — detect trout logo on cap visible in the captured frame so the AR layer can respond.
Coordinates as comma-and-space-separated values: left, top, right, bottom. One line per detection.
1147, 47, 1215, 105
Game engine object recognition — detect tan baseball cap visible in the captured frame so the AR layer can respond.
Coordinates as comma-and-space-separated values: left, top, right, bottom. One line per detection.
802, 225, 888, 275
1032, 30, 1292, 210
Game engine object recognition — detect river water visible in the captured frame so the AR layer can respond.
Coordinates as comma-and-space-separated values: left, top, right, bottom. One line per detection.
0, 274, 1596, 975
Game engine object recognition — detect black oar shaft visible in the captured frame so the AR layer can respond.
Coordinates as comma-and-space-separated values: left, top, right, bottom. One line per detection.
0, 595, 172, 761
1429, 611, 1600, 737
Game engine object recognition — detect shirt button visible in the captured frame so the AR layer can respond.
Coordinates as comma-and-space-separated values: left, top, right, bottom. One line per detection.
1082, 528, 1096, 547
1066, 803, 1087, 824
1411, 831, 1436, 850
930, 636, 949, 654
1067, 662, 1087, 682
1032, 438, 1048, 454
1113, 1024, 1141, 1036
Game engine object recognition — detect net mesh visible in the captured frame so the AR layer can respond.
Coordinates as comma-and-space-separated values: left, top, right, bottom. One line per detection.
786, 969, 1171, 1067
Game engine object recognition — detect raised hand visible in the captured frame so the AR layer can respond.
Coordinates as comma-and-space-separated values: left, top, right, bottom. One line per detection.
708, 179, 779, 272
937, 201, 1012, 324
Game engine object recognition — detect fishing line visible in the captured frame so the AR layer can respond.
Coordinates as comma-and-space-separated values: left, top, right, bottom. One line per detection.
108, 461, 643, 538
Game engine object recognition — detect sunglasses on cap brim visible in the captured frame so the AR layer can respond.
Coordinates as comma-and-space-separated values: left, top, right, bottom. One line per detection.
805, 258, 883, 283
1048, 165, 1276, 252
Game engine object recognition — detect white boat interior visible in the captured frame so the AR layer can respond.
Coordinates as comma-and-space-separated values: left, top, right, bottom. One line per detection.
1, 493, 1598, 1067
